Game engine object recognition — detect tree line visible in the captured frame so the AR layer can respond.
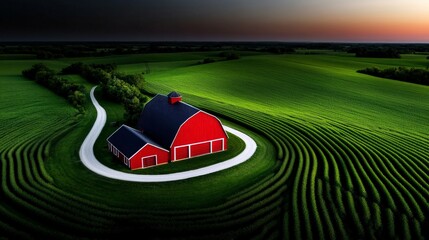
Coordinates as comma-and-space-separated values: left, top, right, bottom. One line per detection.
357, 67, 429, 86
3, 43, 429, 59
350, 47, 401, 58
22, 64, 86, 113
22, 62, 148, 124
61, 62, 147, 124
198, 51, 241, 65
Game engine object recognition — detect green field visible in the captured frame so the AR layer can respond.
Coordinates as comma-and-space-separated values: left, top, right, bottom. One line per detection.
0, 50, 428, 239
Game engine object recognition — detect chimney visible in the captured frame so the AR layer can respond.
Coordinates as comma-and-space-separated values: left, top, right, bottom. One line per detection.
168, 91, 182, 104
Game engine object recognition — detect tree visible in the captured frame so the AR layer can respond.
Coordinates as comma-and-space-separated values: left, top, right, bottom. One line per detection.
23, 63, 87, 113
90, 63, 117, 72
22, 63, 52, 79
357, 67, 429, 86
68, 90, 86, 112
61, 62, 148, 123
124, 96, 143, 124
113, 72, 144, 85
61, 62, 84, 74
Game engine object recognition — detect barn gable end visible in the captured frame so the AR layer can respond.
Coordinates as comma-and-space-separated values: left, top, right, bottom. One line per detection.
129, 144, 169, 170
170, 111, 228, 161
107, 125, 166, 158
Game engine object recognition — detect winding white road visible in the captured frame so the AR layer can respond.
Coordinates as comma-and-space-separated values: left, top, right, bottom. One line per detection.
79, 86, 257, 182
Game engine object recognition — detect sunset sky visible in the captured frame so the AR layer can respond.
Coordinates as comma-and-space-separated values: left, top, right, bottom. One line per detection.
1, 0, 428, 42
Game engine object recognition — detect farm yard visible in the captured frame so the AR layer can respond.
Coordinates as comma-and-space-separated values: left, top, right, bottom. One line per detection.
0, 48, 428, 239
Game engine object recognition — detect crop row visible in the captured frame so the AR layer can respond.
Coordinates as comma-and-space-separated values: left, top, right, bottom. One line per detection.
0, 117, 163, 237
188, 104, 427, 239
1, 96, 428, 239
340, 126, 428, 218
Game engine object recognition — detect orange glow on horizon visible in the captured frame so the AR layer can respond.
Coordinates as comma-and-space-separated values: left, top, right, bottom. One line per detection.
250, 1, 429, 42
264, 16, 429, 42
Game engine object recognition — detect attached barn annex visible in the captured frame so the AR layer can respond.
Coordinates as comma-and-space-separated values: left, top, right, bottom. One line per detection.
107, 92, 228, 170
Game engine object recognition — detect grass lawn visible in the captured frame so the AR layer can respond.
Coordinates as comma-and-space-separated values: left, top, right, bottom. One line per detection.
144, 53, 429, 133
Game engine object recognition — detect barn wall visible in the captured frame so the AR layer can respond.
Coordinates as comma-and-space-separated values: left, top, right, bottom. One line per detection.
130, 144, 169, 170
171, 112, 228, 160
108, 143, 127, 164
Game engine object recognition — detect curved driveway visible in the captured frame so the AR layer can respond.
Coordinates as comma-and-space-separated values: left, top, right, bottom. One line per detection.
79, 86, 257, 182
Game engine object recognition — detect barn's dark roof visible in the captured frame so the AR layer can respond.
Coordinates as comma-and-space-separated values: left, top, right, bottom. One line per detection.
137, 94, 200, 148
107, 125, 166, 158
167, 91, 181, 98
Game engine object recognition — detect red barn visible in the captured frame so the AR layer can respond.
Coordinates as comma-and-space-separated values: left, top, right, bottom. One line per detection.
107, 91, 228, 170
107, 125, 169, 170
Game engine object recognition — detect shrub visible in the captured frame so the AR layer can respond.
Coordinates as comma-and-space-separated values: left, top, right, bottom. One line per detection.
63, 62, 148, 124
90, 63, 117, 73
22, 64, 86, 113
61, 62, 84, 74
22, 63, 53, 79
112, 72, 144, 85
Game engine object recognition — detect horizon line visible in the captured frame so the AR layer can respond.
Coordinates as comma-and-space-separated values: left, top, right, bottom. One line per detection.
1, 40, 429, 44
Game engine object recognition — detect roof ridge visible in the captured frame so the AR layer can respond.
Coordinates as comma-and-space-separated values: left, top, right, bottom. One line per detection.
125, 125, 166, 149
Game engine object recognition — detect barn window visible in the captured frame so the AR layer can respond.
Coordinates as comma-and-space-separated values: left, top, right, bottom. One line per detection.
112, 147, 119, 157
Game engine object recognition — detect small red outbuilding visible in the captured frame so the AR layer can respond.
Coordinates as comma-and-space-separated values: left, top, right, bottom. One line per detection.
107, 91, 228, 170
107, 125, 169, 170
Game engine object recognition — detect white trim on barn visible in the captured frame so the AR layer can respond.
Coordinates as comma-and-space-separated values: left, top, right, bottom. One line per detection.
141, 154, 158, 168
106, 123, 168, 156
211, 139, 225, 152
111, 147, 119, 157
106, 124, 126, 142
198, 110, 229, 138
179, 104, 229, 138
169, 111, 200, 149
172, 138, 225, 161
107, 140, 130, 162
168, 110, 228, 149
107, 95, 228, 170
107, 132, 169, 161
128, 143, 169, 160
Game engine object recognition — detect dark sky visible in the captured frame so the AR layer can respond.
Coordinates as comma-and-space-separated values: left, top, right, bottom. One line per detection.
1, 0, 428, 42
